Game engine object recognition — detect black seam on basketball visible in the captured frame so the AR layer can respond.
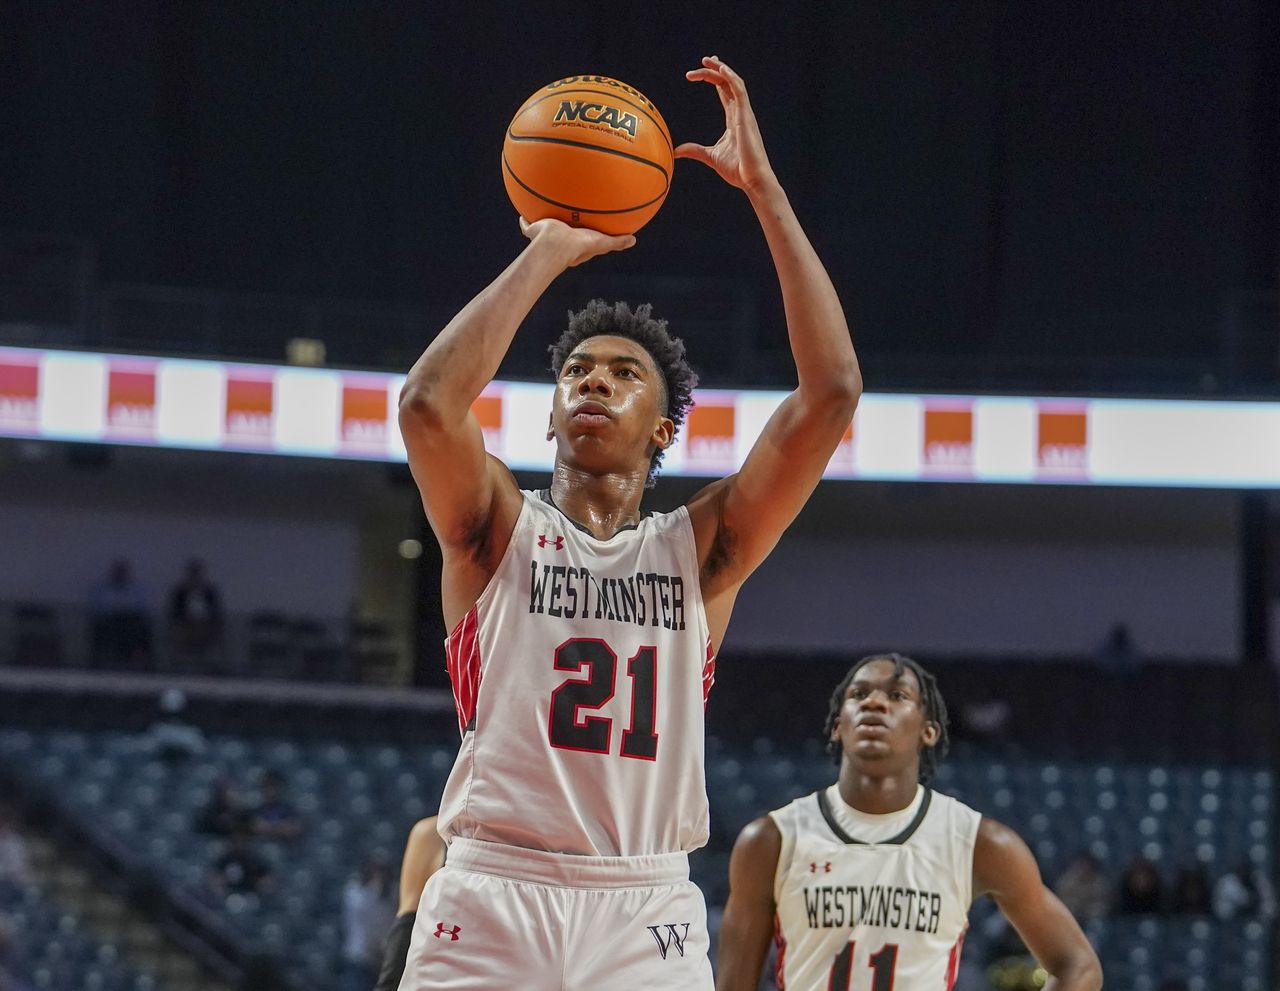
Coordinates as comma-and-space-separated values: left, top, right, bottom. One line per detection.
502, 154, 669, 215
505, 122, 671, 184
513, 88, 673, 156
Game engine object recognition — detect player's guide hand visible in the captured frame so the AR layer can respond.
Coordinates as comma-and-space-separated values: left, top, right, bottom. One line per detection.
676, 55, 778, 195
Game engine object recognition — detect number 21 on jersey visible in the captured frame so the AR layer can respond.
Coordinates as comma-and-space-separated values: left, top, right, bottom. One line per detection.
547, 637, 659, 760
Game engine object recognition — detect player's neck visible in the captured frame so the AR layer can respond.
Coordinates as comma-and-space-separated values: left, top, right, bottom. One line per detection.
549, 464, 646, 539
836, 765, 920, 815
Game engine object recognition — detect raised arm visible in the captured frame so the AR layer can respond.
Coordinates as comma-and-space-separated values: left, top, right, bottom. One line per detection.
974, 818, 1104, 991
398, 220, 633, 626
678, 57, 861, 629
714, 816, 782, 991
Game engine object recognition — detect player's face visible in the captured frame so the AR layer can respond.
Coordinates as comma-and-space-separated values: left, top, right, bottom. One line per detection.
549, 335, 674, 473
831, 660, 939, 775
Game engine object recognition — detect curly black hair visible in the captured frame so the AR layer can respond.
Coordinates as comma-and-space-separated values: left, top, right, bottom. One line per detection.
549, 300, 698, 487
822, 652, 950, 784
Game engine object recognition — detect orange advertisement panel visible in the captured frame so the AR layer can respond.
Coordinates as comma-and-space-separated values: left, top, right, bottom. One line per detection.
225, 373, 274, 443
472, 392, 503, 452
685, 401, 736, 469
0, 356, 39, 429
1037, 406, 1089, 474
106, 364, 157, 436
923, 403, 973, 472
341, 383, 390, 448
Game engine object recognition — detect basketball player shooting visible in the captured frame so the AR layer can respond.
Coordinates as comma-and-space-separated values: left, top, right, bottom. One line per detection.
395, 55, 861, 989
713, 654, 1103, 991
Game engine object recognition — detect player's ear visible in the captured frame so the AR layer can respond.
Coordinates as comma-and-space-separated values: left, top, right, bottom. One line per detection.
546, 411, 554, 442
921, 721, 941, 748
650, 414, 675, 451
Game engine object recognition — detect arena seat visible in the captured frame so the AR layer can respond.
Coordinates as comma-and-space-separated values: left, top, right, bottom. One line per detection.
0, 725, 1272, 990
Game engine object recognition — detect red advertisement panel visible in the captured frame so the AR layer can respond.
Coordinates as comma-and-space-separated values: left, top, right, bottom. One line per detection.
225, 372, 274, 445
0, 356, 39, 431
106, 364, 157, 437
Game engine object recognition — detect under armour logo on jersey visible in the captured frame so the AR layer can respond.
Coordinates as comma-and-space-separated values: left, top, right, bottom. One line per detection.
433, 922, 461, 941
647, 923, 691, 959
537, 534, 565, 550
809, 861, 832, 873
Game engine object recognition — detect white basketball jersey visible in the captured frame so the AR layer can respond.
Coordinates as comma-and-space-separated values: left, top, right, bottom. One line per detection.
437, 490, 716, 857
770, 786, 980, 991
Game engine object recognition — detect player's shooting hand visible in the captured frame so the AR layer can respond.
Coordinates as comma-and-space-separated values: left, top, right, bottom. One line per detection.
519, 217, 636, 268
676, 56, 777, 194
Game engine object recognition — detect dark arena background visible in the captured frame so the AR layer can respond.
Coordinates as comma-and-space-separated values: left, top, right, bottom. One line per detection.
1, 2, 1278, 990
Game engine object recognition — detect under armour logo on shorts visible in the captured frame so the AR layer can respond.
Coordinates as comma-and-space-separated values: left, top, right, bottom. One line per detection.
433, 922, 462, 941
647, 923, 690, 959
538, 534, 565, 550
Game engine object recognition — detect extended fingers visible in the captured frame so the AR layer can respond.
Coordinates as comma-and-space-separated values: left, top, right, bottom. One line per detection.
701, 55, 750, 105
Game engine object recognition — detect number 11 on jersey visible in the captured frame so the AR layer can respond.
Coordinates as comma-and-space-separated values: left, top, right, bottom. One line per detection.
548, 638, 660, 760
830, 941, 898, 991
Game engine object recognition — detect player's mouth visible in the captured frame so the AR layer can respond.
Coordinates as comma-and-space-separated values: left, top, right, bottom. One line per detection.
855, 715, 889, 731
572, 401, 613, 423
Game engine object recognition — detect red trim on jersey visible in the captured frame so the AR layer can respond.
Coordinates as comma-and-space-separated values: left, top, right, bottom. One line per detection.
445, 605, 482, 735
943, 923, 968, 989
701, 637, 717, 708
773, 913, 787, 990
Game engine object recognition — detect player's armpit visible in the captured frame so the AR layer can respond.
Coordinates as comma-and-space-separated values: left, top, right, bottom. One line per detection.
973, 817, 1103, 991
715, 816, 782, 991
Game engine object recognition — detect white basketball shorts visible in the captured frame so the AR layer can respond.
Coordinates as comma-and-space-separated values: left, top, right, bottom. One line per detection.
397, 837, 714, 990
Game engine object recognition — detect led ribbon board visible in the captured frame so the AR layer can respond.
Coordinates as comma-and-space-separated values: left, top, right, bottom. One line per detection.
0, 346, 1270, 488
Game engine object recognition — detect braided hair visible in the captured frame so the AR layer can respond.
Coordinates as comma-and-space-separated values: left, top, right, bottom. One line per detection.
822, 652, 950, 784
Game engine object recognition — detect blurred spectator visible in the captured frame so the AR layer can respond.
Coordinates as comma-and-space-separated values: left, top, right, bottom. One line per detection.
0, 909, 34, 991
957, 689, 1012, 746
1170, 862, 1211, 915
251, 770, 302, 840
88, 558, 152, 669
1053, 851, 1110, 922
167, 559, 225, 669
341, 858, 396, 991
1213, 861, 1264, 920
197, 775, 248, 836
145, 688, 207, 763
1117, 856, 1164, 914
208, 825, 271, 896
1095, 621, 1139, 673
0, 806, 32, 887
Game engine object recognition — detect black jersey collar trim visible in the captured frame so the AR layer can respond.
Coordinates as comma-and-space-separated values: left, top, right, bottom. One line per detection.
817, 787, 933, 846
536, 488, 650, 540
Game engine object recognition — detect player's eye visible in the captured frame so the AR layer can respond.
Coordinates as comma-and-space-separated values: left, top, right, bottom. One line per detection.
566, 364, 585, 376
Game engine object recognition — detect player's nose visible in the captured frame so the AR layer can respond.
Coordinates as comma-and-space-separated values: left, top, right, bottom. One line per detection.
578, 371, 613, 395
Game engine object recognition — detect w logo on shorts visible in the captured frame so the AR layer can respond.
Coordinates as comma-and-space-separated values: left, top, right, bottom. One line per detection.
433, 922, 461, 941
647, 923, 690, 959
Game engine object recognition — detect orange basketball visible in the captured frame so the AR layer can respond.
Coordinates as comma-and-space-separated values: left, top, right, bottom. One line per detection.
502, 75, 674, 236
